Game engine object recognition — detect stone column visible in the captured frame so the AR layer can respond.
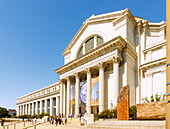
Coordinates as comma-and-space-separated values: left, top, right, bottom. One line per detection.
19, 105, 22, 115
25, 104, 27, 115
60, 80, 63, 114
32, 103, 34, 115
28, 103, 31, 115
50, 98, 53, 116
75, 73, 80, 117
17, 106, 19, 116
56, 96, 60, 116
99, 62, 104, 113
23, 105, 25, 115
86, 67, 91, 114
45, 99, 48, 113
112, 57, 120, 107
66, 77, 71, 116
40, 100, 43, 114
35, 101, 38, 114
63, 84, 66, 115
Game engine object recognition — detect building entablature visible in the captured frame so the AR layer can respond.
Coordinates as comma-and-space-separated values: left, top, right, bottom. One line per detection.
140, 57, 166, 72
55, 36, 126, 75
17, 82, 60, 105
143, 40, 166, 54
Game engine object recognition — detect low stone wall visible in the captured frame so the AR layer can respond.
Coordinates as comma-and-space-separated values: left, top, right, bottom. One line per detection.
137, 100, 166, 120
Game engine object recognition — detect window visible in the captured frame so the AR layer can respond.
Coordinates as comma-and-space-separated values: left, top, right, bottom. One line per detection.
85, 37, 94, 53
97, 36, 104, 47
77, 36, 103, 58
77, 46, 83, 58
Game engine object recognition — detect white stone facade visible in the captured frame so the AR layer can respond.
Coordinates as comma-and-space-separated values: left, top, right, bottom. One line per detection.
16, 9, 166, 117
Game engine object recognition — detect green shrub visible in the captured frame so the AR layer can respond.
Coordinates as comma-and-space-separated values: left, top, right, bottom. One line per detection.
99, 107, 117, 118
155, 92, 161, 101
162, 94, 166, 100
129, 106, 136, 118
44, 113, 50, 116
142, 97, 149, 103
151, 94, 154, 102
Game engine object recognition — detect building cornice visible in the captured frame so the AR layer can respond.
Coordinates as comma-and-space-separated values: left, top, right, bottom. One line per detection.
143, 40, 166, 54
16, 90, 60, 105
112, 9, 136, 27
140, 57, 166, 70
55, 36, 127, 75
17, 82, 59, 100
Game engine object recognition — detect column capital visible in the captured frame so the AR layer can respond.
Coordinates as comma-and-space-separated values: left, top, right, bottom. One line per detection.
110, 56, 122, 64
85, 67, 91, 75
137, 20, 142, 34
74, 72, 80, 79
98, 61, 105, 70
66, 76, 70, 81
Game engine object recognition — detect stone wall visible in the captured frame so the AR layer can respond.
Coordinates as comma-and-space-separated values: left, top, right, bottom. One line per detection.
137, 100, 166, 120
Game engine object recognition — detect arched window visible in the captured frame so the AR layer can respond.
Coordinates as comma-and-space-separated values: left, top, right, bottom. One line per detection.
97, 36, 104, 47
85, 37, 94, 53
77, 46, 83, 58
77, 36, 104, 58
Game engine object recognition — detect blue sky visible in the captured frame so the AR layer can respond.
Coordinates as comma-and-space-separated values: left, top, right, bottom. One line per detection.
0, 0, 166, 109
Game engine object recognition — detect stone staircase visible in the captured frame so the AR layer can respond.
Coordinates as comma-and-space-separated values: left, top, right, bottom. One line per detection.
85, 119, 166, 129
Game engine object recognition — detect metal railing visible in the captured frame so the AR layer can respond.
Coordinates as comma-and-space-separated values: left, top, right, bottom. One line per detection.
22, 121, 47, 129
81, 118, 87, 125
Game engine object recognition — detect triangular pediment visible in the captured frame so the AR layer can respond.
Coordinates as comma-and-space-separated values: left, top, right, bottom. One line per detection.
62, 8, 135, 56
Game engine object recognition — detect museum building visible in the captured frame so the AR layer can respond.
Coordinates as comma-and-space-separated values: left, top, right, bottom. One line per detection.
16, 9, 166, 117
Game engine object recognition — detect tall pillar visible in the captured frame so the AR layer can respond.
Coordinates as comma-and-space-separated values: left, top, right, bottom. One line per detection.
56, 96, 60, 116
63, 84, 66, 115
25, 104, 28, 115
50, 98, 53, 116
112, 57, 120, 107
17, 106, 19, 116
20, 105, 22, 115
45, 99, 48, 113
99, 62, 104, 113
66, 77, 71, 116
35, 101, 38, 114
28, 103, 31, 115
40, 100, 43, 114
32, 103, 34, 115
59, 80, 63, 114
23, 105, 25, 115
75, 73, 80, 117
86, 67, 91, 114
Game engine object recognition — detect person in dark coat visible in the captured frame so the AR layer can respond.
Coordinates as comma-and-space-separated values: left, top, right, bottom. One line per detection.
59, 117, 61, 125
55, 116, 58, 126
1, 118, 4, 126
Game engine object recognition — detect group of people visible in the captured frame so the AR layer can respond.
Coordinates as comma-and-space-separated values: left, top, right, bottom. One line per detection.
48, 113, 67, 126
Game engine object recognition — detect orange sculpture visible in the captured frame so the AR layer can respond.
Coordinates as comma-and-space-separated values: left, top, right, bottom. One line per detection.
117, 85, 129, 120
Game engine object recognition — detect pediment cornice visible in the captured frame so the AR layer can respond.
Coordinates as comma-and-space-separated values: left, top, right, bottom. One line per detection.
55, 36, 127, 75
62, 9, 132, 56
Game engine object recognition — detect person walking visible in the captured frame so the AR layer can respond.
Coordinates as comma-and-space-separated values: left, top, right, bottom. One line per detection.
65, 117, 67, 125
55, 116, 58, 126
34, 118, 37, 124
1, 118, 4, 126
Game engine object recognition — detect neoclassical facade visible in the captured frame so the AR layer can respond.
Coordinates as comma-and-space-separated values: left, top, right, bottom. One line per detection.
16, 9, 166, 117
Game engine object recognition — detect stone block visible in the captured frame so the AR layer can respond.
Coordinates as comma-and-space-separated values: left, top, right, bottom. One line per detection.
137, 100, 166, 120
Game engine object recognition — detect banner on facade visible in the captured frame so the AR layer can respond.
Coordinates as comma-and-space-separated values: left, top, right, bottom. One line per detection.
71, 84, 75, 107
91, 76, 99, 105
80, 81, 87, 107
71, 81, 87, 107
